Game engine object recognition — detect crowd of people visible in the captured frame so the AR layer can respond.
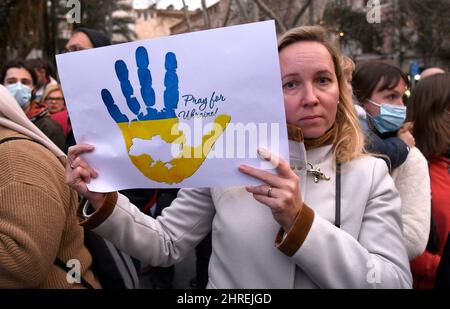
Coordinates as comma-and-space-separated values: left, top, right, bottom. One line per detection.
0, 24, 449, 289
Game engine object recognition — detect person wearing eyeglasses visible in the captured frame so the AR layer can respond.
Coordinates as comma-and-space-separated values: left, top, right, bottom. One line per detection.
44, 84, 66, 115
42, 84, 71, 137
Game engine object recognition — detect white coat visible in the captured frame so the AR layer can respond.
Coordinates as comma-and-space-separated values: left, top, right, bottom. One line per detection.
88, 141, 412, 288
391, 147, 431, 260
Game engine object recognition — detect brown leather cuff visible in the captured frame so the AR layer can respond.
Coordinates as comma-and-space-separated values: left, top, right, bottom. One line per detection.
77, 192, 118, 229
275, 203, 315, 257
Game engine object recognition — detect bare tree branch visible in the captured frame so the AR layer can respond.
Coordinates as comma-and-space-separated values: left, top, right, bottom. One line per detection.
283, 0, 297, 22
236, 0, 249, 23
309, 0, 314, 24
252, 1, 260, 22
181, 0, 192, 32
201, 0, 211, 29
222, 0, 234, 27
291, 0, 313, 28
254, 0, 287, 33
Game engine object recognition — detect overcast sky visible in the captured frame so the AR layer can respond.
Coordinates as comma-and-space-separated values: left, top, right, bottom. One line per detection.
133, 0, 220, 10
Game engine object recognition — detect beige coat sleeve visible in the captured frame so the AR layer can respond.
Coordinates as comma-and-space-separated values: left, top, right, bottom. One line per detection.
0, 182, 66, 288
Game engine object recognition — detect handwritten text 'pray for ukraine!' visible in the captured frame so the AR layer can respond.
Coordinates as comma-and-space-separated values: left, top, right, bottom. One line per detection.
178, 91, 226, 120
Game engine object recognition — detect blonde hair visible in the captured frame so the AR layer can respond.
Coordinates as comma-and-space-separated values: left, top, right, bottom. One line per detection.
42, 84, 63, 103
278, 26, 365, 163
341, 55, 355, 80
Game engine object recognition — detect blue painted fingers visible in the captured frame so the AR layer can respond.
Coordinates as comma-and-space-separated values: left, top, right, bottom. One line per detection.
136, 46, 156, 119
100, 46, 179, 122
101, 89, 129, 122
115, 59, 142, 116
163, 52, 178, 118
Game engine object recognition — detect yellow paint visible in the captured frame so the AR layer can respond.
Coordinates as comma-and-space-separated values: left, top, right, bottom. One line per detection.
117, 114, 231, 184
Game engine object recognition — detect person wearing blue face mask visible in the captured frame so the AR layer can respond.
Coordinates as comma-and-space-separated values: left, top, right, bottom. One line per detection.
353, 61, 431, 262
353, 61, 415, 166
6, 80, 32, 109
2, 62, 34, 109
365, 98, 407, 134
1, 60, 65, 151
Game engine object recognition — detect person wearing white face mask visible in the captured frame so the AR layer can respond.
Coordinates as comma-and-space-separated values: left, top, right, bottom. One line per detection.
0, 60, 65, 151
353, 61, 431, 261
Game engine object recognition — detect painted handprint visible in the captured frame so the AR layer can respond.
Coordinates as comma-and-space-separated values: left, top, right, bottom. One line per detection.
101, 46, 231, 184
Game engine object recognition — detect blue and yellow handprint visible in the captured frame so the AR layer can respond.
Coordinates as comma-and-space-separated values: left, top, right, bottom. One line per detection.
101, 46, 231, 184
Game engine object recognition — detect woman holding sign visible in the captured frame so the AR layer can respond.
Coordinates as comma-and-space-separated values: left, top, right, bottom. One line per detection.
66, 26, 411, 288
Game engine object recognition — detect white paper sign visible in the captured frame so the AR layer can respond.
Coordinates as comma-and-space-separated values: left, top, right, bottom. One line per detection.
56, 20, 288, 191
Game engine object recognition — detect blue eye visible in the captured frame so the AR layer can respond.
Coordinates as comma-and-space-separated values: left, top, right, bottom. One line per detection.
317, 77, 331, 85
284, 81, 297, 90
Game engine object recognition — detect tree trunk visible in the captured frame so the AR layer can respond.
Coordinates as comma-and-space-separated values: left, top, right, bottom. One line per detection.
252, 1, 260, 22
49, 0, 57, 63
182, 0, 192, 31
19, 0, 44, 59
42, 1, 51, 59
309, 0, 314, 25
107, 0, 113, 41
397, 0, 405, 67
201, 0, 211, 29
291, 0, 312, 28
236, 0, 249, 23
40, 0, 57, 62
222, 0, 234, 27
254, 0, 287, 33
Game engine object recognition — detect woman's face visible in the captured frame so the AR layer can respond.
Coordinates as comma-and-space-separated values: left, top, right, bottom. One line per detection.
280, 41, 340, 139
364, 78, 407, 117
45, 90, 65, 114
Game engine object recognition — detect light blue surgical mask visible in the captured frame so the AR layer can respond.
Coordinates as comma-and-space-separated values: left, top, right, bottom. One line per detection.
367, 99, 406, 133
6, 82, 32, 109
